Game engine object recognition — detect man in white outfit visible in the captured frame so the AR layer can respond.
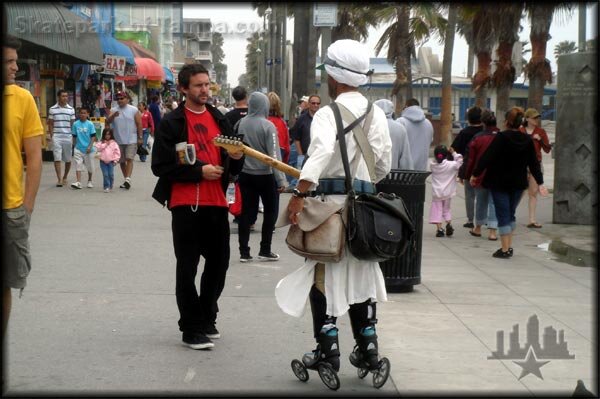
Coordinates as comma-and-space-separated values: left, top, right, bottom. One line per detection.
277, 39, 392, 375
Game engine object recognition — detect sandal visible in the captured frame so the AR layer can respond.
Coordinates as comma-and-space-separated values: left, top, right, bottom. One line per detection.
527, 222, 542, 228
488, 236, 498, 241
469, 230, 482, 237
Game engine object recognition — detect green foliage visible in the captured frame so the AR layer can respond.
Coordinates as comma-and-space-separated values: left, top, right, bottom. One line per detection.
554, 40, 577, 59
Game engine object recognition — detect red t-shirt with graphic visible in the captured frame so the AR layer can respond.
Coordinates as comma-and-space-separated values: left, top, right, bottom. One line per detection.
170, 108, 228, 208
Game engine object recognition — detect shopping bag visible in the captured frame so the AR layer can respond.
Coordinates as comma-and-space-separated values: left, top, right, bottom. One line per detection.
228, 182, 242, 217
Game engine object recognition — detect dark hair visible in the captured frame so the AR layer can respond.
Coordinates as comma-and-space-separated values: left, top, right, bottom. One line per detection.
102, 127, 114, 141
434, 145, 449, 164
139, 101, 147, 109
467, 106, 482, 124
405, 98, 419, 107
78, 106, 89, 114
4, 35, 22, 50
57, 89, 68, 98
505, 107, 525, 129
232, 86, 247, 101
481, 109, 497, 127
151, 95, 159, 103
178, 63, 209, 89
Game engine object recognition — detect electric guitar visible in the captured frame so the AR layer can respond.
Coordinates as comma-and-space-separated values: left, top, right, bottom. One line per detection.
213, 135, 301, 179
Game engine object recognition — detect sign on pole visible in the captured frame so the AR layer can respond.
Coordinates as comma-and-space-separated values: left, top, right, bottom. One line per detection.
313, 3, 338, 27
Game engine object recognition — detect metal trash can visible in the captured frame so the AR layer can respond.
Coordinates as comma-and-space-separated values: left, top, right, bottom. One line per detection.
376, 170, 431, 292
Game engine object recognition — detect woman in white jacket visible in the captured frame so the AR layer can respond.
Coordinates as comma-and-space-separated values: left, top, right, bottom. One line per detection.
428, 145, 463, 237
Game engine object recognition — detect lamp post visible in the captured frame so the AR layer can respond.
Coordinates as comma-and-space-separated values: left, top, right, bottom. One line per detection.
264, 6, 272, 92
256, 47, 262, 91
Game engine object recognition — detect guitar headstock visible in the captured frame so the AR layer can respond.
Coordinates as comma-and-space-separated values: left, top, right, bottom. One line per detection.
213, 135, 245, 152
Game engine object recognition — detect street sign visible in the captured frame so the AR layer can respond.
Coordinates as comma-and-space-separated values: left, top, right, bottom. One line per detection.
313, 3, 338, 27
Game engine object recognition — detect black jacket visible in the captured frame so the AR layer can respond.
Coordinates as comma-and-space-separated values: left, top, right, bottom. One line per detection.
151, 101, 245, 208
451, 124, 483, 179
472, 129, 543, 191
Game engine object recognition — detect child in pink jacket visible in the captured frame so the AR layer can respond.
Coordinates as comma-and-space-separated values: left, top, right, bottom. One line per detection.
95, 128, 121, 192
429, 145, 463, 237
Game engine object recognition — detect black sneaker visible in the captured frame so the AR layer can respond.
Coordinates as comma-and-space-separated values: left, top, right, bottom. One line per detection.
182, 332, 214, 350
202, 324, 220, 339
445, 223, 454, 237
436, 229, 445, 237
240, 254, 253, 263
507, 248, 514, 257
492, 248, 511, 259
258, 252, 280, 261
463, 222, 474, 228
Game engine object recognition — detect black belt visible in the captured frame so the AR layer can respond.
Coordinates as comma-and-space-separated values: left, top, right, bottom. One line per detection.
313, 178, 375, 195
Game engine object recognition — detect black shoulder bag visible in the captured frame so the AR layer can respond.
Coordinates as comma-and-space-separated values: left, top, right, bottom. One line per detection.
331, 102, 415, 262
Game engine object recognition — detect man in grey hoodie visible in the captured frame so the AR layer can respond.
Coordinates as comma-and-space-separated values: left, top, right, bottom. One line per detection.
374, 99, 414, 170
236, 92, 288, 262
398, 98, 434, 171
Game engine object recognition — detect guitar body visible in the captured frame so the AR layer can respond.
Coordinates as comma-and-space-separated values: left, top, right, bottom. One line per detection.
213, 135, 301, 179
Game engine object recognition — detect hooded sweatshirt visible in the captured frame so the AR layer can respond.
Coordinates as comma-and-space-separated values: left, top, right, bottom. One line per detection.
237, 92, 287, 187
374, 99, 414, 170
473, 129, 543, 191
398, 105, 434, 171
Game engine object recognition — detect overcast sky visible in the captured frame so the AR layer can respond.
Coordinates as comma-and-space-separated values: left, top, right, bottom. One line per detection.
184, 3, 598, 87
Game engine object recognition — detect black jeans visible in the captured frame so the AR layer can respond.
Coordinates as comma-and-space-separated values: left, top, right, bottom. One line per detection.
238, 172, 279, 256
171, 206, 230, 333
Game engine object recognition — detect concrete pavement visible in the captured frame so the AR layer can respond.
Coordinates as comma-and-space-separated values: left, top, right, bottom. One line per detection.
4, 152, 596, 396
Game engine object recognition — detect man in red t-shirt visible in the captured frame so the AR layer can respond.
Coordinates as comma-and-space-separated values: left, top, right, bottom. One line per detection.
151, 64, 244, 350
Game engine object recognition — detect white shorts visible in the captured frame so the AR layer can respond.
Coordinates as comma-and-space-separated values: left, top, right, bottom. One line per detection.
52, 136, 73, 162
73, 148, 95, 173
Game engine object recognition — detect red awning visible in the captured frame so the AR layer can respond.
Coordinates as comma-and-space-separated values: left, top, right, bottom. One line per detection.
134, 57, 165, 81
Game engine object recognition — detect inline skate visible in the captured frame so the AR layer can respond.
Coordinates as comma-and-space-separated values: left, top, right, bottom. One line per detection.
349, 326, 391, 389
291, 324, 341, 390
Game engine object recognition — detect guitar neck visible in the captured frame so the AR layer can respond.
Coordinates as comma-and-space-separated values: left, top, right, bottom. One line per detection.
213, 136, 300, 179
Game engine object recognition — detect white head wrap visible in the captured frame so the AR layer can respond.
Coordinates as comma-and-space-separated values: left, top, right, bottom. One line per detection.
323, 39, 371, 87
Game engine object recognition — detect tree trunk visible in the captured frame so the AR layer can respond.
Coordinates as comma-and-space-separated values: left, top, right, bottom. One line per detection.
526, 5, 553, 111
393, 5, 411, 116
440, 4, 457, 147
473, 51, 491, 107
467, 45, 474, 77
494, 41, 516, 127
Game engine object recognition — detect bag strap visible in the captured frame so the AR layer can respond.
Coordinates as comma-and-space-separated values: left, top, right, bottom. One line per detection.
337, 103, 376, 183
331, 102, 374, 194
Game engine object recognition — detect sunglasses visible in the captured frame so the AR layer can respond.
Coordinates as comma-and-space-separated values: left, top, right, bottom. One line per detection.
310, 102, 320, 105
117, 97, 126, 100
322, 56, 374, 76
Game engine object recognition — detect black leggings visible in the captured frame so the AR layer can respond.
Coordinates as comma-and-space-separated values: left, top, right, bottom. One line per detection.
309, 285, 376, 339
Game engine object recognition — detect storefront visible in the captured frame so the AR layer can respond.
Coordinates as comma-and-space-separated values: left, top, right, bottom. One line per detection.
6, 3, 103, 153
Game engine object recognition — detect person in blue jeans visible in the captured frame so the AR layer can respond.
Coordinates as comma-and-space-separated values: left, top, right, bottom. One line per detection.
471, 107, 547, 259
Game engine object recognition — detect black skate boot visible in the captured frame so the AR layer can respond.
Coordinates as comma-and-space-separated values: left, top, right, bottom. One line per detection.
349, 326, 391, 389
302, 324, 340, 372
291, 324, 341, 390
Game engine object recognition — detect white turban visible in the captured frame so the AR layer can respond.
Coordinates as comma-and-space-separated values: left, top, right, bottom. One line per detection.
322, 39, 371, 87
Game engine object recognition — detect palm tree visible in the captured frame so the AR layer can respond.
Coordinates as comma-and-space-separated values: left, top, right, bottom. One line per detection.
491, 4, 524, 126
332, 5, 381, 42
463, 5, 496, 107
440, 3, 457, 147
553, 40, 577, 60
524, 3, 573, 111
374, 4, 446, 116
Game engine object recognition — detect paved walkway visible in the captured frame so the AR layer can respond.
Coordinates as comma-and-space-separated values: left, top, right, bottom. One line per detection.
4, 152, 595, 396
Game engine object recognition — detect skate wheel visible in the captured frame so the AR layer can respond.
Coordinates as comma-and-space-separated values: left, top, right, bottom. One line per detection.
357, 367, 369, 379
317, 363, 340, 391
373, 357, 391, 389
291, 359, 309, 382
